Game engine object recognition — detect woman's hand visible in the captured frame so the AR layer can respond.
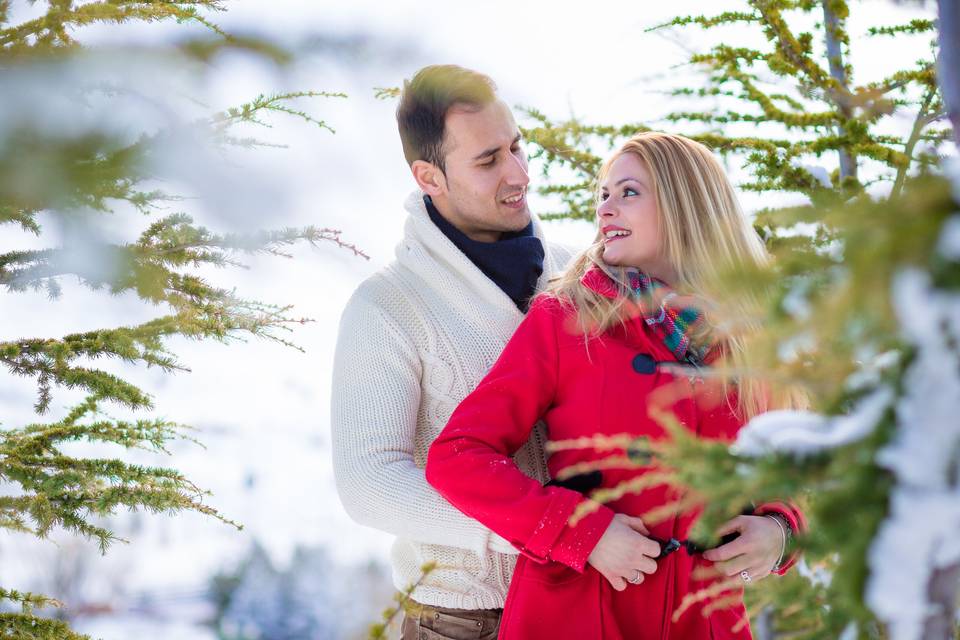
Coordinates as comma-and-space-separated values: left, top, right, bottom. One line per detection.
587, 514, 661, 591
701, 515, 783, 583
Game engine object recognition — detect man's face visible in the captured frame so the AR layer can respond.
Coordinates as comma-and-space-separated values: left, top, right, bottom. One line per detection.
432, 100, 530, 242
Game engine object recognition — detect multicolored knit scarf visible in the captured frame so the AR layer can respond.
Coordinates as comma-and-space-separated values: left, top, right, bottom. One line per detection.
624, 267, 710, 365
579, 264, 714, 366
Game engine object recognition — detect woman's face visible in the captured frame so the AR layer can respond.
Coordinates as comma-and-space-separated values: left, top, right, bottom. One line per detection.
597, 153, 672, 282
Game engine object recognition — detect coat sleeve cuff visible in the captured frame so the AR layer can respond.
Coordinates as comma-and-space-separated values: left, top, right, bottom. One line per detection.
548, 501, 616, 572
754, 501, 807, 575
516, 490, 615, 573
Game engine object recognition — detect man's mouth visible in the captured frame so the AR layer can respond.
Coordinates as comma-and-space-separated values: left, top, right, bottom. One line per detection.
500, 189, 526, 208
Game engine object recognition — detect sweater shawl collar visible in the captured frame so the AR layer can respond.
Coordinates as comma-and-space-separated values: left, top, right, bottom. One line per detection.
396, 190, 556, 320
424, 195, 544, 312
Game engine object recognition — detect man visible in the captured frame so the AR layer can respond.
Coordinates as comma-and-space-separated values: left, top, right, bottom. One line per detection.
330, 65, 573, 638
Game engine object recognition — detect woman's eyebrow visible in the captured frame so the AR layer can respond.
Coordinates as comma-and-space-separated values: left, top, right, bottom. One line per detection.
601, 177, 643, 190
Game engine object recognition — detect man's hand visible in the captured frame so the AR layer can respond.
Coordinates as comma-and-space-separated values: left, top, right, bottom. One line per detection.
587, 513, 661, 591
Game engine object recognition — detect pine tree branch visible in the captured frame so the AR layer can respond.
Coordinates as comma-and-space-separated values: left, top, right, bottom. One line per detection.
209, 91, 349, 134
0, 587, 62, 613
663, 108, 836, 127
0, 395, 240, 551
0, 128, 179, 225
0, 205, 42, 235
368, 562, 438, 639
722, 65, 839, 128
0, 1, 226, 53
891, 86, 939, 199
867, 19, 936, 36
0, 612, 88, 640
752, 0, 845, 101
647, 10, 760, 32
0, 348, 156, 414
1, 214, 366, 300
1, 213, 338, 412
1, 292, 312, 414
856, 63, 936, 116
2, 91, 347, 231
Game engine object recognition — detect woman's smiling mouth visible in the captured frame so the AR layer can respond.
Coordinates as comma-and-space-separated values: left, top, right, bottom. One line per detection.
602, 225, 632, 242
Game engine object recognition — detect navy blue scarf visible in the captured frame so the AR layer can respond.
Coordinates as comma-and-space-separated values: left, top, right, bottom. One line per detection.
425, 196, 544, 312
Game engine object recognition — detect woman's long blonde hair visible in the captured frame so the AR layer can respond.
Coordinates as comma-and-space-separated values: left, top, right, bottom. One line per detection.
546, 132, 798, 418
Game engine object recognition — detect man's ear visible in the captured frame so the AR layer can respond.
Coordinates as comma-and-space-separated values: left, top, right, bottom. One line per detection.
411, 160, 447, 196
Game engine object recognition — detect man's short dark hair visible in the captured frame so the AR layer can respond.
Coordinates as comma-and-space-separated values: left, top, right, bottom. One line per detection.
396, 65, 498, 173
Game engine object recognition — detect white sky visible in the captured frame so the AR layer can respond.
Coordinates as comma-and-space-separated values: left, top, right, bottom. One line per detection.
0, 0, 942, 634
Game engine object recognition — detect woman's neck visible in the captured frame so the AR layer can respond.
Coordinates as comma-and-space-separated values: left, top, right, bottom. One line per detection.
628, 262, 677, 287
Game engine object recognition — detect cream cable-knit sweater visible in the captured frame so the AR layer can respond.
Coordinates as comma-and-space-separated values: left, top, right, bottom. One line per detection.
331, 191, 573, 610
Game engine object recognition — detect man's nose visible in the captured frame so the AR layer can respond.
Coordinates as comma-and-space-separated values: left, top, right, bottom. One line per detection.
504, 151, 529, 187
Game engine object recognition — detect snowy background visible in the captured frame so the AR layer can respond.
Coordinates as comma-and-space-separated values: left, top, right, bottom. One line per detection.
0, 1, 937, 638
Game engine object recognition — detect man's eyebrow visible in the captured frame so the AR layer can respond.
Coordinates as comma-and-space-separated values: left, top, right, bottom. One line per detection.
472, 133, 522, 162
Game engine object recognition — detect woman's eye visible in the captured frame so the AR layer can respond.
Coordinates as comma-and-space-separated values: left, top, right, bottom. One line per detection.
623, 187, 638, 197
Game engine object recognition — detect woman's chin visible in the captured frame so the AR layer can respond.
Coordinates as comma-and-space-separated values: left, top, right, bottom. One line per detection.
601, 246, 627, 267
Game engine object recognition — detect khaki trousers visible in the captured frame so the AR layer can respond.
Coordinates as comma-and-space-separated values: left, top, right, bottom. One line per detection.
400, 603, 502, 640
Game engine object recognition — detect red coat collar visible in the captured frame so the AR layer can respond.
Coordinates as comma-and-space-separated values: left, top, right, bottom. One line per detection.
579, 264, 621, 300
578, 264, 648, 320
576, 265, 651, 349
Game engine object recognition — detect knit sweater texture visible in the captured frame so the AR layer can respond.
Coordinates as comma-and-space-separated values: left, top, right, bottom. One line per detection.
330, 191, 574, 609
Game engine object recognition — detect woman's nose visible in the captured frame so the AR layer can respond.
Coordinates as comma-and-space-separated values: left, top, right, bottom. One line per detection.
597, 200, 616, 219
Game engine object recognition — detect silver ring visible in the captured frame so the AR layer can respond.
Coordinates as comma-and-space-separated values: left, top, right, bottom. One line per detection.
740, 570, 752, 583
627, 569, 643, 585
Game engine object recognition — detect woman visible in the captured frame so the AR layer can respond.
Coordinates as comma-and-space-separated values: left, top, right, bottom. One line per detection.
425, 132, 806, 639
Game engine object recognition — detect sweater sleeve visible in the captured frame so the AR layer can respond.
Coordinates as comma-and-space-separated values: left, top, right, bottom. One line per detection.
330, 289, 494, 555
426, 296, 615, 573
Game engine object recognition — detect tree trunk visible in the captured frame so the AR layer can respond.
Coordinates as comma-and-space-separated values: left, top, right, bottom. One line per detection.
940, 0, 960, 149
925, 8, 960, 635
822, 0, 858, 183
921, 562, 960, 639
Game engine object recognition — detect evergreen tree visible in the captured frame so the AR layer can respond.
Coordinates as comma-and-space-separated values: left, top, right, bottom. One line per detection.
0, 3, 363, 638
522, 2, 958, 639
523, 1, 948, 221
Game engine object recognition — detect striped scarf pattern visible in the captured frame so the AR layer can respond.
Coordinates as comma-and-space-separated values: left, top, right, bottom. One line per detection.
624, 267, 710, 365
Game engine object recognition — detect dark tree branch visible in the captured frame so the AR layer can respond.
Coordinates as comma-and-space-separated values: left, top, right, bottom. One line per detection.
891, 87, 938, 199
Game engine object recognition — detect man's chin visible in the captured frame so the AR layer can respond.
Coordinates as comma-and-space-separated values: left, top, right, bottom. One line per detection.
498, 203, 532, 229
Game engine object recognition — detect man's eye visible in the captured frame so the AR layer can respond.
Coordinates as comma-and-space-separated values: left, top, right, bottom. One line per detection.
480, 159, 496, 168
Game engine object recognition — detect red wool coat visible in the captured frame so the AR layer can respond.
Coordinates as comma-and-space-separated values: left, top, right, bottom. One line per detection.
426, 273, 805, 640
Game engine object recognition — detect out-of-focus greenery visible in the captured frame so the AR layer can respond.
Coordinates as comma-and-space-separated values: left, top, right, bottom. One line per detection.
0, 2, 363, 637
